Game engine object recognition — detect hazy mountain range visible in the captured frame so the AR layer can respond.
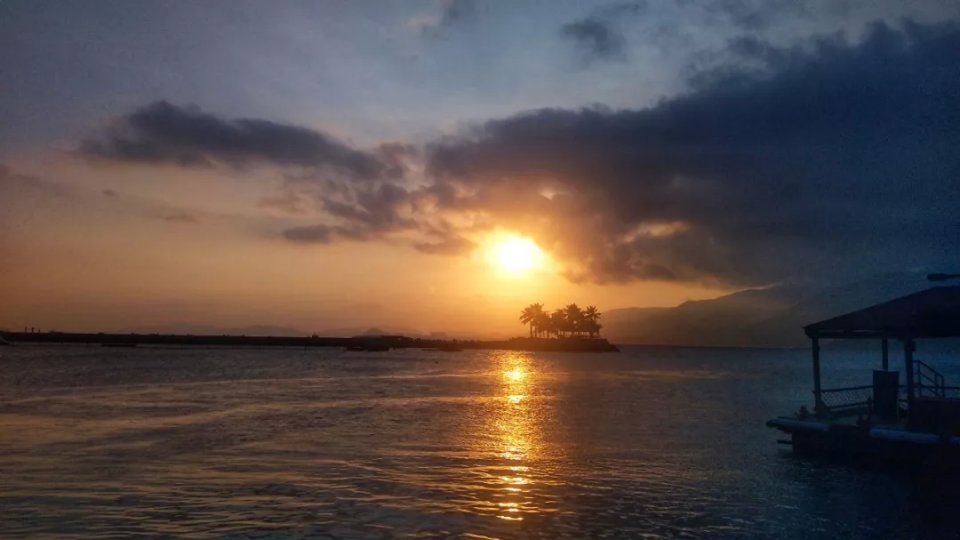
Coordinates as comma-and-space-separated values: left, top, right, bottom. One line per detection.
603, 272, 936, 347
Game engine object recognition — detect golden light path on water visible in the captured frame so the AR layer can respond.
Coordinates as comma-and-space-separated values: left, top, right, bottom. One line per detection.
493, 353, 536, 522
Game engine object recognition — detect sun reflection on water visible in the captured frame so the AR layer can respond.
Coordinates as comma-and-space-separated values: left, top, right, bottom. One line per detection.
504, 367, 526, 382
490, 353, 538, 523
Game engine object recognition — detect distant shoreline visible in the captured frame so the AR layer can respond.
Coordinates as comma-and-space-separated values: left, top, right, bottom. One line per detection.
0, 332, 619, 353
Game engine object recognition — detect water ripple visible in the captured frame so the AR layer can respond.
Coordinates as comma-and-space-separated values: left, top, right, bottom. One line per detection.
1, 345, 957, 538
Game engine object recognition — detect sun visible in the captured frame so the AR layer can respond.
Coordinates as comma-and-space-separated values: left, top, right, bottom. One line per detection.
489, 235, 543, 277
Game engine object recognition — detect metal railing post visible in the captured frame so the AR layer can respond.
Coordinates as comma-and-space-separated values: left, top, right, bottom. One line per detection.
812, 337, 823, 413
904, 339, 915, 413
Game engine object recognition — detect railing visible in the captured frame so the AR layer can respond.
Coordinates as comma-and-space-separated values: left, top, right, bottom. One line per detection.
909, 386, 960, 400
817, 382, 960, 418
914, 360, 946, 398
818, 385, 873, 417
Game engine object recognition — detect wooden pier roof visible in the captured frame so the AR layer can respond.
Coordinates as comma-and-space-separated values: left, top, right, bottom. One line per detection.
804, 286, 960, 339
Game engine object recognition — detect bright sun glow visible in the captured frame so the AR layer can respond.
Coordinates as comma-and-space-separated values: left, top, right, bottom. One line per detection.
489, 235, 543, 277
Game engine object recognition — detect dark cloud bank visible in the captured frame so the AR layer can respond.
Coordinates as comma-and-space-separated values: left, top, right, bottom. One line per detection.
82, 20, 960, 288
81, 101, 396, 181
431, 20, 960, 286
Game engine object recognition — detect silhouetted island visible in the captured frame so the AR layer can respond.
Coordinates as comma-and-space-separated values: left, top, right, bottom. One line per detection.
1, 302, 621, 352
0, 331, 618, 352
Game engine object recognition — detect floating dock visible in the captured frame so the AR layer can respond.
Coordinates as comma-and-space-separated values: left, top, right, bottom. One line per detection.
768, 286, 960, 465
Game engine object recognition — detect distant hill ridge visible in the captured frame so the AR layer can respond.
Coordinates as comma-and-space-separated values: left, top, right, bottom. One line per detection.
604, 272, 932, 347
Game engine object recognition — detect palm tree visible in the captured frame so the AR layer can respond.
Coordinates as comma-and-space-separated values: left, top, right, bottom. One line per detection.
564, 304, 584, 337
584, 305, 602, 338
551, 310, 566, 338
534, 310, 550, 338
520, 303, 546, 338
518, 303, 602, 340
532, 303, 546, 337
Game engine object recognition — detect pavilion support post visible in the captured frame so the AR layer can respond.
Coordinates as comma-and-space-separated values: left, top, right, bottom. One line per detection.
881, 338, 889, 371
812, 337, 823, 413
904, 338, 915, 413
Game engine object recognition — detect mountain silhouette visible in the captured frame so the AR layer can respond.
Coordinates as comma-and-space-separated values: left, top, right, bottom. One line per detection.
604, 272, 931, 347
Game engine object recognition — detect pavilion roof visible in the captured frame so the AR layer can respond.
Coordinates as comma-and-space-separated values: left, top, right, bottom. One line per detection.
804, 286, 960, 339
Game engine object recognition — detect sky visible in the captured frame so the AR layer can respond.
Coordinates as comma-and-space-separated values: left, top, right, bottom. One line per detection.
1, 0, 959, 336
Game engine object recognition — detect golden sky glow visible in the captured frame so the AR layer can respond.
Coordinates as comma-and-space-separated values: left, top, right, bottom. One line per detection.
0, 157, 732, 336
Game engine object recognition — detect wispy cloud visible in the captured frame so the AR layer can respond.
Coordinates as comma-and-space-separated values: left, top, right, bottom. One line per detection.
560, 2, 646, 66
80, 101, 397, 182
415, 0, 479, 38
161, 212, 199, 224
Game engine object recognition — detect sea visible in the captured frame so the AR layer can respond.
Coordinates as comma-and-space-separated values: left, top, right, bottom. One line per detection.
2, 344, 959, 539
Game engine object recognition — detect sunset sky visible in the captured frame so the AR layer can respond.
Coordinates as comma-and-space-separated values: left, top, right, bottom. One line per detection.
2, 0, 959, 336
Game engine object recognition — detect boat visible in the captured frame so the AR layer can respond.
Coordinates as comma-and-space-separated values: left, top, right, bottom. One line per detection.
767, 285, 960, 466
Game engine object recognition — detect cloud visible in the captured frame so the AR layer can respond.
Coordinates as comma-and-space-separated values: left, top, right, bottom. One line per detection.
321, 182, 416, 231
560, 2, 645, 65
0, 164, 222, 231
282, 224, 334, 244
258, 192, 308, 214
561, 19, 627, 63
417, 0, 478, 37
77, 21, 960, 290
427, 20, 960, 286
161, 212, 199, 224
281, 223, 374, 244
414, 236, 476, 256
0, 164, 30, 187
703, 0, 809, 30
0, 164, 68, 199
81, 101, 393, 181
438, 0, 476, 26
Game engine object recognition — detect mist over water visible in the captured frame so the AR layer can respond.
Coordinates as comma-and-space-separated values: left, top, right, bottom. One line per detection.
1, 345, 958, 538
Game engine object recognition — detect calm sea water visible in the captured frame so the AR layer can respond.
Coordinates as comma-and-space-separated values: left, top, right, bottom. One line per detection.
1, 344, 959, 538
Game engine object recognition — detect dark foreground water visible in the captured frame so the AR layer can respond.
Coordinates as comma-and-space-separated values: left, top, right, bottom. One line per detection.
1, 344, 959, 538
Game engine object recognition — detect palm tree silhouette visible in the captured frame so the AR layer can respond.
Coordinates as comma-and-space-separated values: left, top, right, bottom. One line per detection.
520, 304, 536, 338
584, 305, 601, 338
551, 310, 566, 338
534, 311, 550, 338
520, 303, 546, 337
564, 304, 584, 337
518, 303, 602, 339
